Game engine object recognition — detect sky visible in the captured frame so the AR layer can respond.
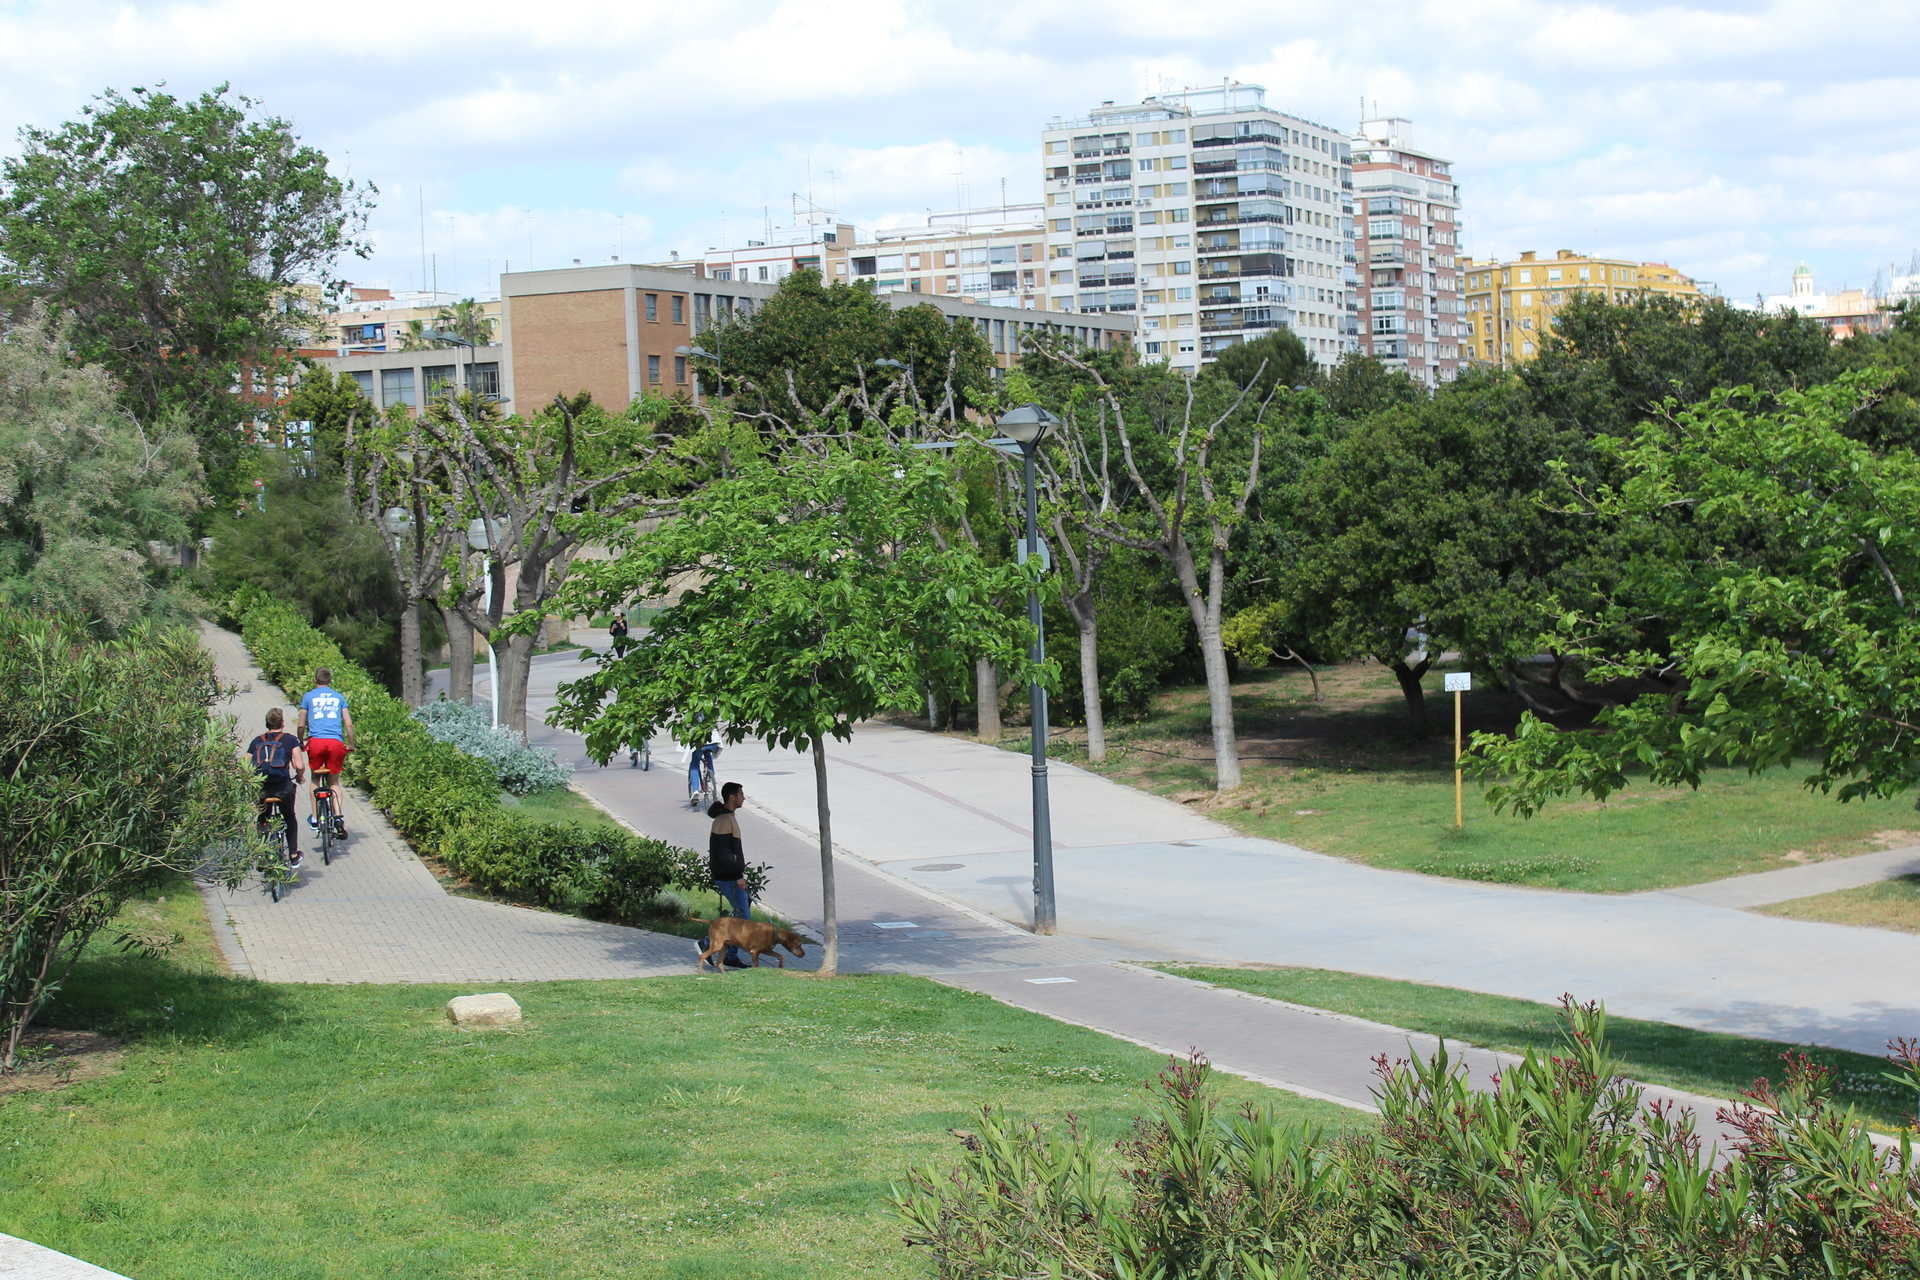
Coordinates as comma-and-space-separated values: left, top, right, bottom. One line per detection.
1, 0, 1916, 306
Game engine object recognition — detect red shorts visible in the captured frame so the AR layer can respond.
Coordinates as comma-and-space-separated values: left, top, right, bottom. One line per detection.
306, 737, 348, 776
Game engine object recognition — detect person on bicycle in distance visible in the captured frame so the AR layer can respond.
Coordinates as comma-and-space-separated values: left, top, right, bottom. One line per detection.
298, 666, 355, 838
680, 714, 721, 809
247, 707, 307, 867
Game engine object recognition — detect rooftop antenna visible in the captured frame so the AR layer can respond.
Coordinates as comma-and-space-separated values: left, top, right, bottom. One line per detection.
418, 187, 428, 294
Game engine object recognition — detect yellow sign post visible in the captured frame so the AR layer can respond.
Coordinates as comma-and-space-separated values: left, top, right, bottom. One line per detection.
1444, 672, 1471, 828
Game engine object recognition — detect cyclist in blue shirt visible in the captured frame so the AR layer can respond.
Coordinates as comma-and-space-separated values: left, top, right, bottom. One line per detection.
298, 668, 356, 838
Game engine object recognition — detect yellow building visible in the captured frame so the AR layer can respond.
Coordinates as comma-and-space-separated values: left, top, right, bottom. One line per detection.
1459, 249, 1701, 366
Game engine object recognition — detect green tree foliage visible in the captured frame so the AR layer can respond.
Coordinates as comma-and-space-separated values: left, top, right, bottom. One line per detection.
203, 453, 408, 690
700, 269, 994, 428
1205, 329, 1315, 403
1471, 372, 1920, 816
1320, 351, 1425, 419
284, 366, 370, 468
1834, 304, 1920, 450
0, 84, 372, 503
547, 444, 1039, 973
1279, 372, 1568, 732
1522, 293, 1836, 438
0, 309, 203, 631
897, 999, 1920, 1277
0, 610, 257, 1070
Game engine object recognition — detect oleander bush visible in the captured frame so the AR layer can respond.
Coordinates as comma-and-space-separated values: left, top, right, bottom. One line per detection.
896, 999, 1920, 1279
232, 589, 687, 924
412, 697, 573, 795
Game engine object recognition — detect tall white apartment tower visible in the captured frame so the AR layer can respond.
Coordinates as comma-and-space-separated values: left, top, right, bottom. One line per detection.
1041, 84, 1359, 373
1351, 118, 1464, 386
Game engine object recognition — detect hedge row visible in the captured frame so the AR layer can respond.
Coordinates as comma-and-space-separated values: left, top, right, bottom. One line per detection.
230, 587, 693, 919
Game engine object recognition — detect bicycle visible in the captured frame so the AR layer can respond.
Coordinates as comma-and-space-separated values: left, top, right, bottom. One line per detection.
630, 743, 651, 770
687, 742, 719, 810
312, 770, 343, 865
257, 793, 294, 902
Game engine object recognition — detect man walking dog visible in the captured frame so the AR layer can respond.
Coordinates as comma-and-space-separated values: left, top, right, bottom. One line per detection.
701, 782, 753, 970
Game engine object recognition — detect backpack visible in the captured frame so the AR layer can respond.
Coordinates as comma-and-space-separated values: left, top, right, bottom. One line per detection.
249, 731, 298, 780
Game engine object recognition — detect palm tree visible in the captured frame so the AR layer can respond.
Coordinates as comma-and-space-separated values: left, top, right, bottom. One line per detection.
433, 298, 495, 348
396, 319, 433, 351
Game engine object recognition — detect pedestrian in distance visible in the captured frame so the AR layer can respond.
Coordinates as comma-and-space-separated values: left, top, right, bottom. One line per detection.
701, 782, 752, 970
608, 609, 631, 657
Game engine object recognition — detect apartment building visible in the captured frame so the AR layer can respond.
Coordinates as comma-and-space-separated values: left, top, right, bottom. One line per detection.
1351, 118, 1464, 387
323, 287, 503, 354
698, 223, 856, 286
831, 205, 1049, 309
496, 262, 1135, 412
1041, 83, 1358, 373
1460, 250, 1701, 366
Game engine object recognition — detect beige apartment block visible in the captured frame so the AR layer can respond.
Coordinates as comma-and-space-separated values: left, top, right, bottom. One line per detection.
829, 206, 1050, 310
323, 287, 504, 354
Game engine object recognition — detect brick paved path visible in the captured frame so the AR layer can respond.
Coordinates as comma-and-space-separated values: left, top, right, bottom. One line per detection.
199, 623, 693, 983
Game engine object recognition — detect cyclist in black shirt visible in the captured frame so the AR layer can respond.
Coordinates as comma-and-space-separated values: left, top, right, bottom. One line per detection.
246, 708, 308, 867
701, 782, 751, 969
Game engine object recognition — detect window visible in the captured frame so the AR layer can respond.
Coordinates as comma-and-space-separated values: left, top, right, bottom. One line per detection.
1046, 139, 1066, 154
647, 354, 660, 382
1578, 266, 1592, 281
424, 364, 456, 395
467, 362, 500, 397
1020, 243, 1036, 262
671, 295, 684, 324
944, 251, 957, 266
1168, 128, 1185, 142
1174, 286, 1193, 300
379, 367, 417, 407
1547, 268, 1563, 282
349, 370, 374, 398
645, 293, 658, 322
1167, 155, 1187, 170
1137, 158, 1156, 171
1173, 260, 1191, 275
674, 356, 687, 383
908, 254, 922, 269
1518, 269, 1532, 283
757, 266, 770, 281
1519, 292, 1532, 307
1136, 131, 1154, 145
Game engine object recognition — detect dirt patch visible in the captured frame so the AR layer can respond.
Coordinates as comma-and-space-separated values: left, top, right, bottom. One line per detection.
1871, 829, 1920, 849
0, 1029, 124, 1095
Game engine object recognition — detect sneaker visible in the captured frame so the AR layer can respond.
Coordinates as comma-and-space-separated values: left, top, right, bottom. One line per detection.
306, 815, 318, 830
333, 820, 347, 840
288, 851, 304, 870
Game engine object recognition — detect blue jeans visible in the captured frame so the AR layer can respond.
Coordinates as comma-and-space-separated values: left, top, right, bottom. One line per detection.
709, 879, 751, 964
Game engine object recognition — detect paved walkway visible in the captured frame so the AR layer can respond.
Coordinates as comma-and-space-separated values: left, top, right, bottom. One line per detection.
0, 1233, 128, 1280
499, 646, 1920, 1058
199, 624, 692, 983
1649, 844, 1920, 909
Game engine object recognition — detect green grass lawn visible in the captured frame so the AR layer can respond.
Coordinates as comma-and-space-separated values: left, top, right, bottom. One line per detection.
1153, 964, 1915, 1132
1044, 660, 1916, 892
1760, 874, 1920, 935
3, 894, 1358, 1279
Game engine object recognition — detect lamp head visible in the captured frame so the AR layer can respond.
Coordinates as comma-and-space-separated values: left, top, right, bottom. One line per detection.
382, 506, 411, 536
874, 358, 908, 370
465, 517, 493, 551
995, 403, 1058, 446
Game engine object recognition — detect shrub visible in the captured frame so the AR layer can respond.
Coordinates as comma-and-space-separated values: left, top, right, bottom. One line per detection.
896, 999, 1920, 1278
412, 698, 573, 795
233, 591, 691, 926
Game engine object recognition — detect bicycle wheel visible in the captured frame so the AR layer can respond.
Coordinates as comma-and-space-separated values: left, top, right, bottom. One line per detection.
261, 818, 285, 902
318, 793, 335, 865
699, 756, 717, 808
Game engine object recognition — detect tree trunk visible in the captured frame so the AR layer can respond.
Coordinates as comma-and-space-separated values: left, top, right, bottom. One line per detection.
442, 604, 474, 704
398, 603, 423, 708
1069, 595, 1106, 763
1391, 655, 1433, 735
924, 686, 946, 730
811, 736, 839, 977
975, 656, 1002, 743
1173, 543, 1241, 790
497, 629, 537, 737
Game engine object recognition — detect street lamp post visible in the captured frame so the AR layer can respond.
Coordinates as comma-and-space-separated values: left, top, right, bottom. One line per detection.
466, 517, 500, 729
995, 403, 1061, 935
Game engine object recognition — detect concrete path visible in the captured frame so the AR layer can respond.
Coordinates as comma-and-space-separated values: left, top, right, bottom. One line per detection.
198, 624, 693, 983
0, 1234, 129, 1280
1649, 844, 1920, 909
500, 646, 1920, 1058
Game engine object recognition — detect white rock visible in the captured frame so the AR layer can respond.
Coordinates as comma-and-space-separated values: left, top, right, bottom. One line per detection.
446, 992, 522, 1027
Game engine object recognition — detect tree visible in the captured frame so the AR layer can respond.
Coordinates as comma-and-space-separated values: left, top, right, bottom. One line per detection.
1321, 351, 1425, 419
1473, 372, 1920, 816
421, 392, 690, 735
1206, 329, 1314, 404
0, 609, 256, 1070
0, 84, 372, 505
546, 444, 1037, 972
284, 366, 368, 469
433, 298, 496, 349
1280, 373, 1568, 733
345, 405, 467, 707
0, 308, 203, 632
1049, 351, 1276, 789
700, 269, 995, 431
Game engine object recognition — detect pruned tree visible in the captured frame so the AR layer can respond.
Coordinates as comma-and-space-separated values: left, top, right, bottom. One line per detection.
546, 443, 1038, 971
1050, 351, 1275, 790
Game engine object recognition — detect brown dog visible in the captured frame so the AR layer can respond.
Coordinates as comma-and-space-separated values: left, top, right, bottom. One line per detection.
697, 918, 808, 970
